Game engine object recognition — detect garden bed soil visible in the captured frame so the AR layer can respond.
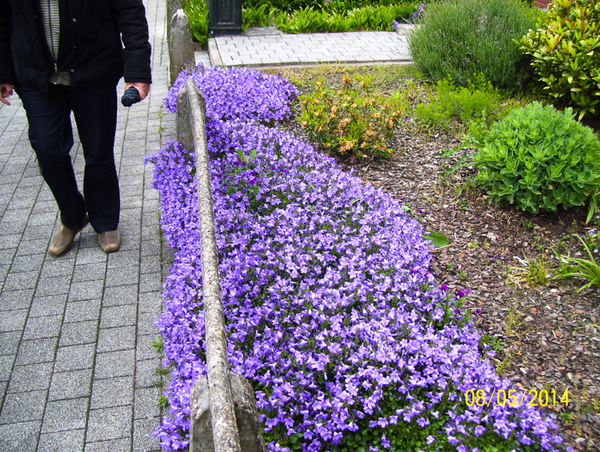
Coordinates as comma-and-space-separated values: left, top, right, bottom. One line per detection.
342, 129, 600, 452
280, 96, 600, 452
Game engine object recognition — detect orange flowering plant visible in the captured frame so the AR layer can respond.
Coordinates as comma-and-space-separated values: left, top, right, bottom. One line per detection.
298, 74, 407, 158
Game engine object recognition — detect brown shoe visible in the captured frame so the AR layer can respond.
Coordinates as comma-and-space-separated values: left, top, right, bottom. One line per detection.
98, 230, 121, 253
48, 215, 89, 256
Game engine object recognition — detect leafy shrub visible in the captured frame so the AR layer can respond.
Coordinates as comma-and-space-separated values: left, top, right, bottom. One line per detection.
274, 6, 330, 33
243, 3, 279, 29
344, 4, 416, 31
243, 0, 420, 13
182, 0, 209, 46
415, 74, 520, 135
298, 74, 406, 158
149, 65, 565, 452
183, 0, 421, 44
473, 101, 600, 214
408, 0, 538, 91
243, 0, 322, 13
518, 0, 600, 118
274, 4, 417, 33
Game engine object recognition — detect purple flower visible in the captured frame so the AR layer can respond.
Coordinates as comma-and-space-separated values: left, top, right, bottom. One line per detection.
381, 434, 391, 449
146, 66, 565, 452
407, 3, 426, 24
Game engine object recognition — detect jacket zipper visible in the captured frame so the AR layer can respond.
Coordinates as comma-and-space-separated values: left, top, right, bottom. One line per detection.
48, 0, 58, 74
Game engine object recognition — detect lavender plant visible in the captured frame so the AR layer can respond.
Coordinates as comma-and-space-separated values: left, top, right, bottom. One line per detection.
147, 66, 566, 452
408, 0, 537, 91
407, 2, 425, 24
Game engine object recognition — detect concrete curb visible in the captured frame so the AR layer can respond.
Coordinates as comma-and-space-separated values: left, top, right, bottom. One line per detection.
176, 78, 265, 452
207, 39, 223, 67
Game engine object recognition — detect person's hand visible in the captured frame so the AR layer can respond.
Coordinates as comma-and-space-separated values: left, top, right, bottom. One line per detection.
124, 82, 150, 101
1, 83, 14, 106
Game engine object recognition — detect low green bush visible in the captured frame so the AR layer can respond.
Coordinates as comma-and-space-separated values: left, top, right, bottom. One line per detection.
408, 0, 538, 91
184, 0, 421, 43
274, 6, 331, 33
344, 4, 416, 31
242, 3, 279, 29
243, 0, 419, 13
275, 4, 416, 33
518, 0, 600, 118
242, 0, 322, 13
415, 74, 520, 135
182, 0, 209, 46
473, 101, 600, 214
297, 74, 407, 158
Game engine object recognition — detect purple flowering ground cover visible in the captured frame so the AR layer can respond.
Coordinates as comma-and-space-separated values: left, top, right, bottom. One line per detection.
146, 66, 567, 452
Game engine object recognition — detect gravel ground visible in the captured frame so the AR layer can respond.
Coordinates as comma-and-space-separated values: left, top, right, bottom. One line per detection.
343, 128, 600, 452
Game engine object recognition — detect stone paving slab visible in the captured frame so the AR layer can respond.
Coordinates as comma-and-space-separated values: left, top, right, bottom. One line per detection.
206, 30, 411, 68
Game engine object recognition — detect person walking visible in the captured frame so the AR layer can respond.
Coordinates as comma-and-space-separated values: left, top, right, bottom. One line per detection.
0, 0, 152, 255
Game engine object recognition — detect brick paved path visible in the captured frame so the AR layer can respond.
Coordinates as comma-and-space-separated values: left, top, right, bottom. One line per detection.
0, 0, 174, 450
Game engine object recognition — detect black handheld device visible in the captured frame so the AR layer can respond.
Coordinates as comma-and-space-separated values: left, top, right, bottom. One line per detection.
121, 87, 141, 107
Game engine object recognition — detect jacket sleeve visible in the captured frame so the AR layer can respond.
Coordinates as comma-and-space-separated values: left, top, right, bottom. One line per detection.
0, 0, 16, 85
111, 0, 152, 84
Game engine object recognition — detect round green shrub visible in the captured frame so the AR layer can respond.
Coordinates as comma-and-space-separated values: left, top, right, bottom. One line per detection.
408, 0, 538, 91
518, 0, 600, 118
473, 101, 600, 214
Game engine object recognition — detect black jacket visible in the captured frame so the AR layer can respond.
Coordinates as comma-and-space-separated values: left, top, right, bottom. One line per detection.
0, 0, 151, 93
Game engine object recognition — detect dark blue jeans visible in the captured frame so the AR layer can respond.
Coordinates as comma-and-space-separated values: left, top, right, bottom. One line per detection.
19, 82, 120, 233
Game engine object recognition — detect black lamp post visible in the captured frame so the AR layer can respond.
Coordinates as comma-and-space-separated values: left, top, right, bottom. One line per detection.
208, 0, 242, 35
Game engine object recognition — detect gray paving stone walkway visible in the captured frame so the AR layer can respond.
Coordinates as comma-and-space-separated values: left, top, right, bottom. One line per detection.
0, 5, 412, 451
205, 29, 411, 67
0, 0, 174, 450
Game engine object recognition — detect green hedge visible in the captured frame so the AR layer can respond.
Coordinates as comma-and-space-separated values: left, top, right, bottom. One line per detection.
183, 0, 423, 46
